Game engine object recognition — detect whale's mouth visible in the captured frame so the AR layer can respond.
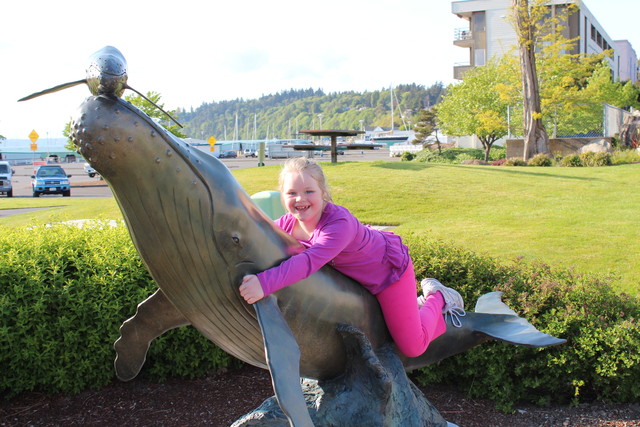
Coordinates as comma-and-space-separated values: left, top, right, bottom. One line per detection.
235, 261, 258, 273
234, 261, 262, 287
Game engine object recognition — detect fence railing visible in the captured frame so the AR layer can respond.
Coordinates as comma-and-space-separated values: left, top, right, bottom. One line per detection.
507, 103, 631, 138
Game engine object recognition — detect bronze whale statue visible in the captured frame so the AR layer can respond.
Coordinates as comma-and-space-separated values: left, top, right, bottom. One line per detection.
20, 46, 565, 426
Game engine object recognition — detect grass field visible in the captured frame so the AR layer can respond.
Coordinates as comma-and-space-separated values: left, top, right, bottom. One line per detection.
1, 161, 638, 296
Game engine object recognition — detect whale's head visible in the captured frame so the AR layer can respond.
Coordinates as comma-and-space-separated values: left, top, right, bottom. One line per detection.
85, 46, 128, 97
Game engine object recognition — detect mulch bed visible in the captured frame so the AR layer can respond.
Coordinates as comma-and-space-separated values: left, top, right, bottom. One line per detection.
1, 364, 638, 426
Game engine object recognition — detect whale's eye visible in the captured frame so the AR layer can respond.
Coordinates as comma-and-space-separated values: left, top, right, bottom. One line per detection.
232, 234, 241, 245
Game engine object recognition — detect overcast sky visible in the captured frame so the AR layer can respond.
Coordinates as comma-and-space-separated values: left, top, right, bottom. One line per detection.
1, 0, 637, 140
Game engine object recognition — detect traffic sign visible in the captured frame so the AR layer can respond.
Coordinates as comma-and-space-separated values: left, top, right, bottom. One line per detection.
30, 143, 38, 151
29, 130, 39, 143
208, 136, 217, 145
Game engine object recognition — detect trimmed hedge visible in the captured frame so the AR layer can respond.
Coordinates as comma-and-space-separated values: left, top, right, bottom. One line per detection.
405, 233, 639, 410
415, 147, 506, 164
1, 224, 638, 412
0, 223, 233, 399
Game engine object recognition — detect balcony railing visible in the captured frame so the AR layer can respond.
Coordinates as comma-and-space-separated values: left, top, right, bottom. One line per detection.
454, 27, 472, 41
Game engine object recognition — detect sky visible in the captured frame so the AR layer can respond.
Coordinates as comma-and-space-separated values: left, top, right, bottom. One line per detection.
1, 0, 638, 140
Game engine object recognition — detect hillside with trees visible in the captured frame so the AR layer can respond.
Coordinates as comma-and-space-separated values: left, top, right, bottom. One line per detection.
178, 83, 445, 141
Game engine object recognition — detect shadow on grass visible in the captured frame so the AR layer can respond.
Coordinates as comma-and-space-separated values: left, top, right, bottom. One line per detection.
453, 165, 600, 181
370, 161, 600, 180
369, 161, 429, 171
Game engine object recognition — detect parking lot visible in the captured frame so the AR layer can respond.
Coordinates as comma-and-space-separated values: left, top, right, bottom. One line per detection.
4, 148, 396, 199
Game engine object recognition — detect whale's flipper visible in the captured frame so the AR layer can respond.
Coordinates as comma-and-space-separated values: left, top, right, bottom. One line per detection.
18, 79, 87, 101
254, 296, 313, 427
114, 289, 191, 381
473, 292, 566, 347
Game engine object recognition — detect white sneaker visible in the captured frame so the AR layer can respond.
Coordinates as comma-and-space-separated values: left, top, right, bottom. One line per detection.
420, 278, 466, 327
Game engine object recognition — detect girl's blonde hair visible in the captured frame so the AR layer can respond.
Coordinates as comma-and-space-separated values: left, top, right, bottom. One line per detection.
279, 157, 332, 203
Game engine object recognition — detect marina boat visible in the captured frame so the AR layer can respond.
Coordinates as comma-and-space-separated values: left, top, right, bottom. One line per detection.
370, 134, 411, 143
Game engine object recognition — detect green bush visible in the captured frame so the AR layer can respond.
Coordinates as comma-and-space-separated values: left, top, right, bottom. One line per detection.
404, 233, 640, 411
527, 153, 553, 167
401, 151, 416, 161
1, 224, 638, 413
561, 154, 583, 167
579, 151, 612, 167
0, 223, 233, 399
504, 158, 528, 166
611, 148, 640, 165
415, 147, 505, 164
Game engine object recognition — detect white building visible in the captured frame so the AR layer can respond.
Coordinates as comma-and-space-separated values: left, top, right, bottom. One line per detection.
452, 0, 638, 83
614, 40, 638, 83
450, 0, 638, 149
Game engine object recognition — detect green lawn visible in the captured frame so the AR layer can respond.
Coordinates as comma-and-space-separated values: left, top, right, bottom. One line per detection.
1, 161, 637, 295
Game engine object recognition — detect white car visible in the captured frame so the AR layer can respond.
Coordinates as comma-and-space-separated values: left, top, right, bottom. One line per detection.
0, 161, 14, 197
84, 163, 98, 178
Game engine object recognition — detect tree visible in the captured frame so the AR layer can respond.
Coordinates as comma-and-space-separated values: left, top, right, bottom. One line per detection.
512, 0, 550, 161
413, 108, 442, 153
63, 120, 75, 152
436, 60, 510, 161
579, 63, 640, 110
125, 91, 187, 139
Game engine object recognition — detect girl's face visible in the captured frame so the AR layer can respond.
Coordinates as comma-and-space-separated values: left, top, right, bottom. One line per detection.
281, 170, 325, 228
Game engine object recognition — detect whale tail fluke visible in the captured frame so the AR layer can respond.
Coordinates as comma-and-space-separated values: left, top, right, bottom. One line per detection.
402, 291, 566, 370
473, 291, 566, 347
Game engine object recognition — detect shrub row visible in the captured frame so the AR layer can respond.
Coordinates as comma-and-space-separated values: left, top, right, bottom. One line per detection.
0, 223, 234, 399
415, 147, 506, 164
413, 146, 640, 168
1, 224, 638, 412
506, 149, 639, 167
405, 233, 639, 410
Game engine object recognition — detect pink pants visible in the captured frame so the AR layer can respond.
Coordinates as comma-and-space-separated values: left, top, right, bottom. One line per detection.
375, 261, 446, 357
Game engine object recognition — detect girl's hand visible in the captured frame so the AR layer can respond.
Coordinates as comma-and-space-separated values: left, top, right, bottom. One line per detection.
239, 274, 265, 304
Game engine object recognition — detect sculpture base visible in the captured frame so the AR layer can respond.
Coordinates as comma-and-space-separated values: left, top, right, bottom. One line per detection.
232, 325, 451, 427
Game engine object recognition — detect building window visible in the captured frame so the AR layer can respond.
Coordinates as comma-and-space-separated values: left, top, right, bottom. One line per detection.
474, 48, 486, 66
591, 25, 596, 41
472, 11, 485, 32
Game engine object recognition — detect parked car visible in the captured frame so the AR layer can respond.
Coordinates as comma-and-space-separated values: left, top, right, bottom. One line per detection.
219, 150, 238, 159
243, 148, 257, 158
31, 165, 72, 197
0, 161, 14, 197
84, 162, 98, 178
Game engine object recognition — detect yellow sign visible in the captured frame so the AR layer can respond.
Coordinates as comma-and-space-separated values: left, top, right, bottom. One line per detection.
208, 136, 217, 145
29, 130, 39, 143
30, 143, 38, 151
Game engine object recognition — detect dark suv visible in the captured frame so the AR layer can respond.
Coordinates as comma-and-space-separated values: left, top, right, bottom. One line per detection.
31, 165, 72, 197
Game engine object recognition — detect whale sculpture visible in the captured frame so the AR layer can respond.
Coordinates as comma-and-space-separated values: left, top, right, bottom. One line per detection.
20, 46, 565, 426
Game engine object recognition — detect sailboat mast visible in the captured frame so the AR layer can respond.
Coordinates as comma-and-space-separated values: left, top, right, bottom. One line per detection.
390, 86, 394, 132
234, 113, 238, 141
253, 114, 257, 140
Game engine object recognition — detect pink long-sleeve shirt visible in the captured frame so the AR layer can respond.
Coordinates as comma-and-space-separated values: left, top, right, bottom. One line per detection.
257, 202, 410, 296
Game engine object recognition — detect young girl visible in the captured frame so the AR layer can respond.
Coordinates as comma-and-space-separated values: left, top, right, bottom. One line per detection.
239, 157, 464, 357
